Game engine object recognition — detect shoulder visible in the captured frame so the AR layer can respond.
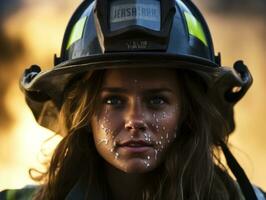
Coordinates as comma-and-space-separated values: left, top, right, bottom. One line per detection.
0, 185, 38, 200
215, 167, 266, 200
235, 182, 266, 200
253, 185, 266, 200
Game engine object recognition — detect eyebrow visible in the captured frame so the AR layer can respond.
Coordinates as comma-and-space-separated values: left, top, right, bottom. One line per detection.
100, 87, 174, 94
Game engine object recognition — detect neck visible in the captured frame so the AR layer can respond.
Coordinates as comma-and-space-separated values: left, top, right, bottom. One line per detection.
105, 163, 147, 200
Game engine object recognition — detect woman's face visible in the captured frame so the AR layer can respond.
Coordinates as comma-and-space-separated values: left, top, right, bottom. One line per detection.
91, 68, 181, 173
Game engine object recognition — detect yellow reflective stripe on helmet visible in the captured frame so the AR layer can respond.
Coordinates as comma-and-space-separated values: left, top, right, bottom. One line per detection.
184, 12, 208, 46
6, 190, 16, 200
66, 16, 87, 50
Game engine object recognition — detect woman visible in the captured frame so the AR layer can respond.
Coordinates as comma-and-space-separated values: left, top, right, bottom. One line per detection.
24, 68, 239, 199
31, 67, 247, 200
1, 0, 265, 199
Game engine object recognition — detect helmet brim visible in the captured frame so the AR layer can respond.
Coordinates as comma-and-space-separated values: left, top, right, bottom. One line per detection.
24, 52, 221, 93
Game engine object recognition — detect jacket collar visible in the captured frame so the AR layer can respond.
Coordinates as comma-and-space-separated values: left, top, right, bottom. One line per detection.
65, 177, 104, 200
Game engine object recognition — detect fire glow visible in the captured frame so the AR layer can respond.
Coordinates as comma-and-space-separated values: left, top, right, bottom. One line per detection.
0, 0, 78, 190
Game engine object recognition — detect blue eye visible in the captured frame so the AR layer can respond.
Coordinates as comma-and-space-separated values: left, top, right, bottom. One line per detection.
149, 96, 166, 106
104, 96, 123, 106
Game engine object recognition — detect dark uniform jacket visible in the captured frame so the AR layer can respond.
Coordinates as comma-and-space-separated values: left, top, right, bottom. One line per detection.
1, 180, 266, 200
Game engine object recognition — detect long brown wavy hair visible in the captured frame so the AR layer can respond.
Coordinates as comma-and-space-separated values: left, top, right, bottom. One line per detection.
32, 69, 241, 200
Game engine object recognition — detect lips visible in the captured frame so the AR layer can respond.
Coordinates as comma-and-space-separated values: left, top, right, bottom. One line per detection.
119, 140, 153, 147
118, 140, 153, 154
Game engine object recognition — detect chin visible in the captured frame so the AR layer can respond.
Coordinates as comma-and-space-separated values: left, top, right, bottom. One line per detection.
120, 159, 155, 174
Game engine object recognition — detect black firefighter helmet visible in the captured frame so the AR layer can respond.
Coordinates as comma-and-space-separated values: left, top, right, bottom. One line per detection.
20, 0, 258, 199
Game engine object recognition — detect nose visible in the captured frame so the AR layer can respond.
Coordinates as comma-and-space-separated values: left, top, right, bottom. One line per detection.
124, 98, 147, 132
125, 120, 147, 132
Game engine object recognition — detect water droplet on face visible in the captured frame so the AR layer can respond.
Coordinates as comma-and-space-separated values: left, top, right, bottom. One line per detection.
98, 138, 108, 145
103, 117, 109, 123
153, 113, 156, 118
156, 141, 159, 145
131, 135, 134, 139
166, 133, 168, 139
105, 128, 111, 135
147, 156, 150, 160
110, 148, 114, 152
115, 152, 119, 159
159, 141, 162, 145
154, 150, 158, 160
144, 160, 150, 168
156, 118, 159, 122
113, 140, 117, 146
144, 133, 149, 141
162, 112, 166, 118
160, 136, 163, 140
156, 125, 159, 129
162, 126, 166, 131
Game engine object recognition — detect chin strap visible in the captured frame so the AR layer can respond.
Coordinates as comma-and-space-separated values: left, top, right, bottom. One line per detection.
220, 141, 258, 200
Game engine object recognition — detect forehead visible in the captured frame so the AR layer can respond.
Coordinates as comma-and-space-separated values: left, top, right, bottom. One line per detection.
102, 68, 179, 88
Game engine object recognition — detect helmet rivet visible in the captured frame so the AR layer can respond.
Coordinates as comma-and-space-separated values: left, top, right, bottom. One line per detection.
231, 86, 242, 93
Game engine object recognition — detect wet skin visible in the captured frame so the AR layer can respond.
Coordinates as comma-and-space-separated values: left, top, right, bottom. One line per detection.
91, 68, 181, 173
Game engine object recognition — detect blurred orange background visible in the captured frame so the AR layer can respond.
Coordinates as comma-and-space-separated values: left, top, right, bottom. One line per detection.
0, 0, 265, 191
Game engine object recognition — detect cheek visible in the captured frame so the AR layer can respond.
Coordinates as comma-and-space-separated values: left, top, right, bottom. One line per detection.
91, 108, 123, 158
152, 108, 179, 134
151, 107, 180, 152
93, 107, 121, 135
97, 108, 124, 136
